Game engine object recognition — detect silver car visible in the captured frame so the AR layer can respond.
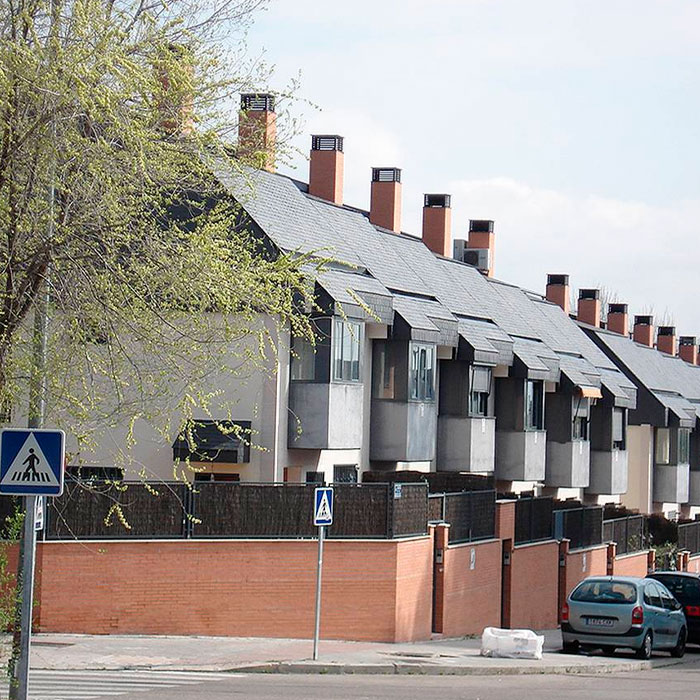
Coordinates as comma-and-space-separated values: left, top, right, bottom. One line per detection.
561, 576, 687, 659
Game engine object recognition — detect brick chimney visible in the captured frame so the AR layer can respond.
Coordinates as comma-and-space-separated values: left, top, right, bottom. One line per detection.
657, 326, 676, 356
545, 274, 570, 315
467, 220, 495, 277
633, 315, 654, 347
156, 44, 194, 137
309, 135, 344, 205
679, 336, 698, 365
370, 168, 402, 233
607, 303, 629, 336
238, 93, 276, 172
422, 194, 452, 257
577, 289, 601, 327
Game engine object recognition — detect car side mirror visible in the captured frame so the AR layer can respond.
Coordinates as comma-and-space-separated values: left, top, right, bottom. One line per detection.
672, 600, 683, 611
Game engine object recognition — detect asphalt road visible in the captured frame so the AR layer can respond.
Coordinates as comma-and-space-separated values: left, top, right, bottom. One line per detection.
23, 652, 700, 700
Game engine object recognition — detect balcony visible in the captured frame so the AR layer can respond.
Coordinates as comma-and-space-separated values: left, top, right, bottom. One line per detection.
545, 440, 590, 488
653, 463, 690, 504
288, 383, 364, 450
588, 449, 628, 495
437, 416, 495, 472
689, 471, 700, 506
495, 430, 546, 481
370, 400, 437, 462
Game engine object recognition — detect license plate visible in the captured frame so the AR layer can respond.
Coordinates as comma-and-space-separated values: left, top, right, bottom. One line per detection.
585, 618, 614, 627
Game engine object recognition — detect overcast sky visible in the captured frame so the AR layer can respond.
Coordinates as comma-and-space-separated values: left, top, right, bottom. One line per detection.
246, 0, 700, 335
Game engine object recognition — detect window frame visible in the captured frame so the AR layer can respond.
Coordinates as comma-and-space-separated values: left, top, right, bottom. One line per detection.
331, 318, 363, 383
525, 379, 545, 431
409, 341, 436, 402
468, 365, 492, 418
678, 428, 691, 465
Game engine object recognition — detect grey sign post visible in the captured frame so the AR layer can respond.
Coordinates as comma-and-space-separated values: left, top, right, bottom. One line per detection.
0, 428, 65, 700
312, 486, 333, 661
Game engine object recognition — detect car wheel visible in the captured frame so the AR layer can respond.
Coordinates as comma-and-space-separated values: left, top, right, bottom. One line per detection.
671, 627, 686, 658
601, 645, 616, 656
562, 640, 579, 654
636, 631, 652, 660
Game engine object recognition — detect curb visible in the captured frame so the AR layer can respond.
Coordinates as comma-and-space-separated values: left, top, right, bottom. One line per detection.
234, 658, 654, 676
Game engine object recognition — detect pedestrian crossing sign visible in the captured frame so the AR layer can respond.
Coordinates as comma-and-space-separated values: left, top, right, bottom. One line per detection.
0, 428, 65, 496
313, 487, 333, 527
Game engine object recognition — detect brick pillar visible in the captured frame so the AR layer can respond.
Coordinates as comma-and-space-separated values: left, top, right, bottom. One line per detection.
607, 541, 617, 576
501, 538, 513, 629
647, 549, 656, 573
495, 500, 516, 541
432, 523, 450, 634
677, 550, 690, 572
558, 539, 570, 624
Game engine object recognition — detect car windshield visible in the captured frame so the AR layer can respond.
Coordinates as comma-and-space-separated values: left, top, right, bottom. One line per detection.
571, 580, 637, 604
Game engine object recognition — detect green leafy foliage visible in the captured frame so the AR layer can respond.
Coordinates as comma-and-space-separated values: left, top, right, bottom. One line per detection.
0, 1, 319, 475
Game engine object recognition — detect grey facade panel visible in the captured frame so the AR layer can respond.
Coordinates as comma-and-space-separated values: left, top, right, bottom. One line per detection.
653, 463, 690, 504
545, 440, 591, 488
288, 382, 363, 449
588, 449, 629, 495
370, 399, 437, 462
437, 416, 496, 472
495, 430, 546, 481
689, 471, 700, 506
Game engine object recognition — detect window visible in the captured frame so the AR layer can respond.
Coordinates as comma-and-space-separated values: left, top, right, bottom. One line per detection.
409, 342, 436, 401
572, 400, 589, 441
643, 582, 663, 609
333, 465, 358, 483
372, 340, 397, 399
332, 319, 362, 382
66, 466, 124, 482
172, 420, 251, 464
469, 366, 492, 417
194, 472, 240, 482
305, 471, 325, 483
678, 429, 690, 464
655, 428, 671, 465
290, 335, 316, 381
525, 380, 544, 430
571, 580, 636, 604
612, 408, 626, 450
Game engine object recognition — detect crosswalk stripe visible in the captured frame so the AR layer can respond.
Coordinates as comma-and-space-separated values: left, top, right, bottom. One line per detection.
4, 669, 236, 700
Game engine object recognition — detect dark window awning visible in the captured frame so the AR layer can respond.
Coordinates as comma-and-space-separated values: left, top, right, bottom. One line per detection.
511, 338, 560, 381
316, 269, 393, 323
456, 318, 514, 367
557, 354, 602, 397
173, 420, 251, 463
391, 294, 458, 347
598, 368, 637, 408
651, 391, 697, 428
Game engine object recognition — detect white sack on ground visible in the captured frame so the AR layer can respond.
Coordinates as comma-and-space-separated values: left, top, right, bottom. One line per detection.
480, 627, 544, 660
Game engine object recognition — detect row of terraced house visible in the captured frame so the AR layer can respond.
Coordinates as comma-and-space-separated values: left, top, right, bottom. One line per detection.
12, 94, 700, 643
65, 94, 700, 521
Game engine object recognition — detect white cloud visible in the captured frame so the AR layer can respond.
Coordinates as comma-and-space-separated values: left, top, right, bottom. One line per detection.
449, 177, 700, 333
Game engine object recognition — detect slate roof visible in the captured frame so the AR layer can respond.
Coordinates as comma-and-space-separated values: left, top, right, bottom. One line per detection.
588, 328, 699, 424
214, 163, 635, 405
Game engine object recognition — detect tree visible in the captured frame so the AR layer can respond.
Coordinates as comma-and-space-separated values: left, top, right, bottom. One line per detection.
0, 0, 318, 474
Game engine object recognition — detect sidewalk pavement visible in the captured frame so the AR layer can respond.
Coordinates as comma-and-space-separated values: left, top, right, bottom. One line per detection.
11, 629, 685, 676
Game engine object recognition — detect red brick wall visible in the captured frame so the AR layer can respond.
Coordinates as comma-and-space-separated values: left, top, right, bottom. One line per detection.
613, 551, 651, 578
35, 538, 433, 642
440, 539, 501, 637
394, 537, 434, 641
688, 555, 700, 575
509, 541, 559, 629
564, 545, 608, 599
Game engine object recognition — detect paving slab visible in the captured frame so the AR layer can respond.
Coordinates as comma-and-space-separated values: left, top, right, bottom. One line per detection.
2, 629, 684, 676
